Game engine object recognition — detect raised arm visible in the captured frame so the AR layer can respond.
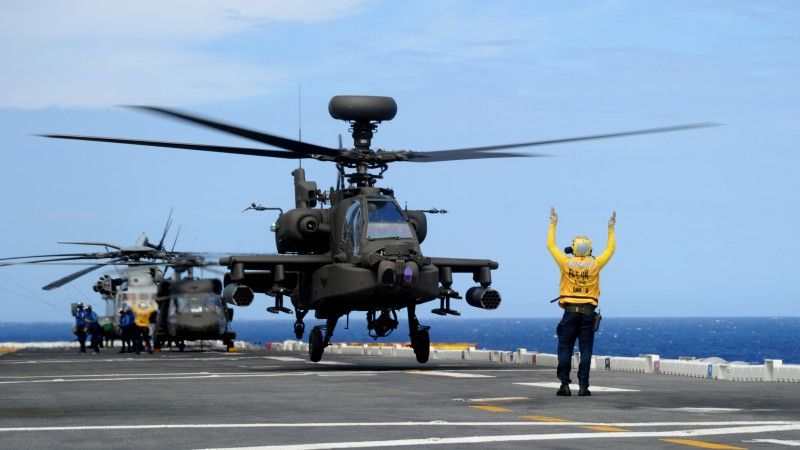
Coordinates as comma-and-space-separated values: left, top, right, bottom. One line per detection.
547, 207, 567, 266
596, 211, 616, 269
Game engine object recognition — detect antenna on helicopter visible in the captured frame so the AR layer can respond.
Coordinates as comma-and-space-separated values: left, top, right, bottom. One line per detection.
298, 83, 303, 169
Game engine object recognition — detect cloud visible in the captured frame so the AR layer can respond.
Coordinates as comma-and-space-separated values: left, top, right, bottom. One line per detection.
0, 0, 366, 108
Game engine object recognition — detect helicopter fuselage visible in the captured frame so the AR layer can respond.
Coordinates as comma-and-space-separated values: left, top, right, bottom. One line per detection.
222, 179, 500, 324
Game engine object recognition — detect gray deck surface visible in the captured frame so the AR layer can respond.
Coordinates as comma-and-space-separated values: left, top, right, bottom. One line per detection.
1, 347, 799, 449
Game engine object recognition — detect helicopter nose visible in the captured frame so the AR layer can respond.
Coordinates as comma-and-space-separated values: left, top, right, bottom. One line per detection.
377, 260, 418, 288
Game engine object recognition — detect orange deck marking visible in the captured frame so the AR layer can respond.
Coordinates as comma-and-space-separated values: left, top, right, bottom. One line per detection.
468, 405, 512, 413
518, 415, 571, 422
661, 438, 747, 449
583, 425, 629, 432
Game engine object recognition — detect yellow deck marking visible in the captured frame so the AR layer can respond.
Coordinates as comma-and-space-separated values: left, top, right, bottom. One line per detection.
583, 425, 629, 432
468, 405, 512, 413
518, 415, 571, 422
661, 438, 747, 449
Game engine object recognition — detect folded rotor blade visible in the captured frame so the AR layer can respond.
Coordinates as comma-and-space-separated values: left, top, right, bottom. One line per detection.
0, 255, 109, 266
422, 122, 720, 155
40, 135, 310, 160
404, 150, 541, 163
42, 257, 125, 291
156, 208, 174, 250
170, 225, 182, 252
0, 253, 91, 261
56, 241, 122, 250
127, 106, 342, 158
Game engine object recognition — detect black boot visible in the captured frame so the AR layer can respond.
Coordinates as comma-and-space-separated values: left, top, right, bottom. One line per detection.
556, 383, 571, 396
578, 387, 591, 396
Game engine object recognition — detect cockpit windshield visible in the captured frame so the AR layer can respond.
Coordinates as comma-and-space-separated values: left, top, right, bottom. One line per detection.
366, 199, 414, 240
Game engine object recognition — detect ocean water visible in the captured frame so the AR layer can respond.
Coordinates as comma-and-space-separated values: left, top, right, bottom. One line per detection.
1, 317, 798, 364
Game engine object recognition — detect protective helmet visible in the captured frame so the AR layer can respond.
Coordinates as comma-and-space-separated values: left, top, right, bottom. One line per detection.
86, 305, 93, 311
76, 303, 84, 309
572, 236, 592, 257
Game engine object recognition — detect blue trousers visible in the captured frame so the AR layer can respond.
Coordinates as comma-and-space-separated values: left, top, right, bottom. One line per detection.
556, 310, 596, 388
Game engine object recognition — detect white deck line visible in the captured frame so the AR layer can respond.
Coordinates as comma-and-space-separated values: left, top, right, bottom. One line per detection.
0, 420, 795, 433
200, 424, 800, 449
406, 370, 494, 378
515, 382, 639, 392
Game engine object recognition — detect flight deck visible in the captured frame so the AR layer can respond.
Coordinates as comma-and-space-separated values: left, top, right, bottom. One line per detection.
1, 346, 800, 449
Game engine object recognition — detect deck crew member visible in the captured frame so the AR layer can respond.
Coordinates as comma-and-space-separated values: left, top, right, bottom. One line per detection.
72, 303, 87, 353
118, 307, 135, 353
132, 301, 156, 354
547, 207, 616, 397
84, 305, 101, 353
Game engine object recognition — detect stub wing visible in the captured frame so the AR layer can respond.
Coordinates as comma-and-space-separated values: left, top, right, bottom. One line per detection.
219, 254, 332, 271
427, 257, 499, 272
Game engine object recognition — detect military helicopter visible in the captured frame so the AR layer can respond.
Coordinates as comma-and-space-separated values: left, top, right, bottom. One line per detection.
154, 254, 236, 351
0, 223, 236, 351
41, 96, 715, 362
0, 228, 177, 326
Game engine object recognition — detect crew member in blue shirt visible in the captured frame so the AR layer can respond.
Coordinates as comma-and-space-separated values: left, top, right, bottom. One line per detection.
119, 307, 135, 353
84, 305, 101, 353
73, 303, 87, 353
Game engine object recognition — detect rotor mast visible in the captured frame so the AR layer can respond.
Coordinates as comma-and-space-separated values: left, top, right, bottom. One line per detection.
329, 96, 397, 188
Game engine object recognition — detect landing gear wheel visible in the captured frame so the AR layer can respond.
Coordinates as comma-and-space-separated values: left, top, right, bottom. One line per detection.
309, 326, 324, 362
413, 329, 430, 364
224, 339, 234, 351
178, 341, 185, 352
294, 321, 305, 340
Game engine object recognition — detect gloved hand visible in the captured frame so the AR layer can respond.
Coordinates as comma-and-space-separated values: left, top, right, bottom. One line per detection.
550, 206, 558, 224
608, 211, 616, 228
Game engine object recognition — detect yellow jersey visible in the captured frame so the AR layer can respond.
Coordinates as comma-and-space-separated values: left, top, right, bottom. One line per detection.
132, 303, 156, 327
547, 222, 615, 307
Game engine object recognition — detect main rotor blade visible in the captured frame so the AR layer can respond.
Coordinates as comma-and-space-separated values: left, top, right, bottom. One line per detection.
404, 150, 541, 163
40, 135, 311, 160
43, 257, 125, 291
424, 122, 720, 154
128, 106, 342, 158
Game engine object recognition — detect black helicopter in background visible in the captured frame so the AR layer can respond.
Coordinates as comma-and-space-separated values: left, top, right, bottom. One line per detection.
41, 96, 715, 362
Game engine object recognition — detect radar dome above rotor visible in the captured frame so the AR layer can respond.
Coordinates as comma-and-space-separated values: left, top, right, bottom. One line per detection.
328, 96, 397, 122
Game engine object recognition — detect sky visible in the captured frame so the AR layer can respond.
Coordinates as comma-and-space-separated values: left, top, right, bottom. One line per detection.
0, 1, 798, 322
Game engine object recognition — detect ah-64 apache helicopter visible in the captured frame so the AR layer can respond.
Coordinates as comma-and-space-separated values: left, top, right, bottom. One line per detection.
41, 96, 714, 362
0, 220, 237, 351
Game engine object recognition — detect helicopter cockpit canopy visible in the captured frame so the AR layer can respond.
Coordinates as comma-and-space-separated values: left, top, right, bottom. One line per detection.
344, 195, 418, 257
366, 198, 415, 241
173, 294, 224, 315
